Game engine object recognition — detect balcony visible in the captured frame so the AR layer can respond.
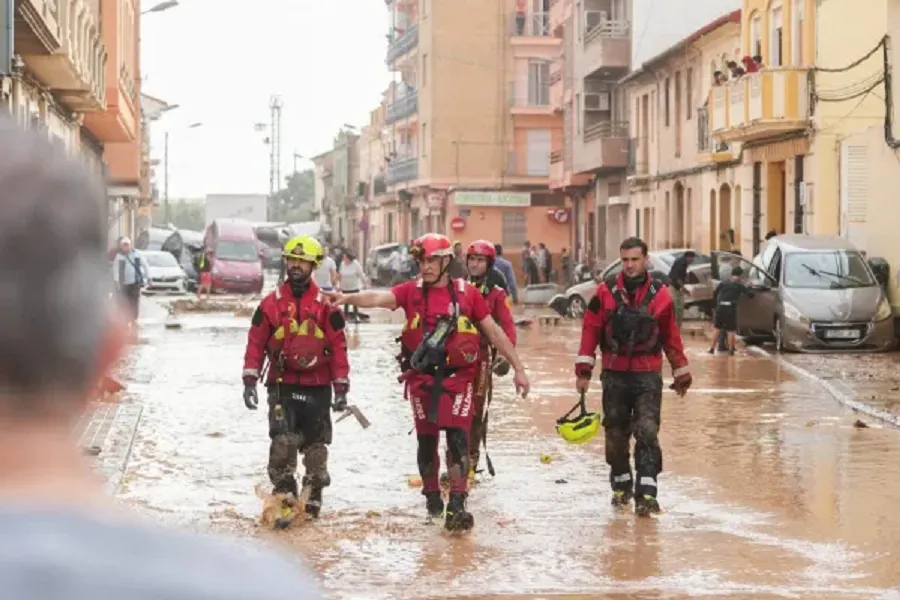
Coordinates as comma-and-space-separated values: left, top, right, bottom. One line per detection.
14, 0, 62, 54
710, 68, 811, 143
507, 149, 550, 179
549, 63, 563, 110
23, 0, 106, 112
510, 83, 552, 115
386, 156, 418, 185
509, 11, 558, 45
573, 120, 628, 173
626, 137, 650, 184
385, 90, 418, 125
696, 107, 734, 163
386, 24, 419, 64
578, 15, 629, 78
82, 0, 139, 144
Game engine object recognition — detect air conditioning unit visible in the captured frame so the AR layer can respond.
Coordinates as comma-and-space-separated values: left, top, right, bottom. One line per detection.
584, 92, 610, 111
585, 10, 608, 31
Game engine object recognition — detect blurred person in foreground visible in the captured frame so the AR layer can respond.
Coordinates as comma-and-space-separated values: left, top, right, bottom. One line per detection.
0, 115, 324, 599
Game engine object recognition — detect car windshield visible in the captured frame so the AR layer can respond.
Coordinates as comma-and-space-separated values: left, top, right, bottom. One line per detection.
216, 240, 259, 262
145, 252, 177, 268
783, 251, 875, 289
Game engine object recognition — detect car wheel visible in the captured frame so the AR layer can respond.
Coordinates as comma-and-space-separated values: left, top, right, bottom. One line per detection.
774, 316, 785, 352
567, 295, 586, 318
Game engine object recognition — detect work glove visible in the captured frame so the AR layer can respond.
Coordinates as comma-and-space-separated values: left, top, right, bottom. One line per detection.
332, 379, 349, 412
670, 370, 693, 397
574, 364, 593, 380
242, 375, 258, 410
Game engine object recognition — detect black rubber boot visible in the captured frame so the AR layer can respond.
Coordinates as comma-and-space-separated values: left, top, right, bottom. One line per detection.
611, 489, 633, 507
439, 473, 450, 489
305, 486, 323, 519
444, 493, 474, 532
272, 479, 299, 530
425, 491, 444, 519
634, 495, 661, 517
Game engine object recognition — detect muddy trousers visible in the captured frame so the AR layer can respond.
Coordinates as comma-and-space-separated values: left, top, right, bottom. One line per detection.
419, 428, 469, 495
601, 371, 663, 498
266, 384, 333, 497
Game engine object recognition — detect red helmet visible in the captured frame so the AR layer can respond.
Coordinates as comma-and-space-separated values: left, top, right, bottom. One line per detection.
466, 239, 497, 261
410, 233, 453, 259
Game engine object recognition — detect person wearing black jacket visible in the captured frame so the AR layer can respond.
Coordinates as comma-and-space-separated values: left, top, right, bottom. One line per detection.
667, 251, 695, 326
708, 267, 754, 355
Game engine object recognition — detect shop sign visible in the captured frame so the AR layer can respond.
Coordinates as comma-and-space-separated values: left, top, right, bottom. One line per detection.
454, 191, 531, 207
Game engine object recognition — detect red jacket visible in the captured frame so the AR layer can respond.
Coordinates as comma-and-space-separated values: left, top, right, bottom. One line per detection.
575, 273, 689, 376
243, 281, 349, 387
475, 282, 516, 346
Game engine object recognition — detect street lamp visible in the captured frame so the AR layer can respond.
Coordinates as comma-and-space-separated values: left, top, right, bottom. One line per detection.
142, 0, 178, 14
293, 151, 305, 174
163, 121, 202, 224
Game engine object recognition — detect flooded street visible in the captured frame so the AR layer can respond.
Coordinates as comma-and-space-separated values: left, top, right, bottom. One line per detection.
114, 298, 900, 599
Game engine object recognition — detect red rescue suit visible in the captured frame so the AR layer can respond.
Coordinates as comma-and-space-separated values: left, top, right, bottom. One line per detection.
393, 278, 491, 435
576, 274, 689, 376
243, 281, 349, 387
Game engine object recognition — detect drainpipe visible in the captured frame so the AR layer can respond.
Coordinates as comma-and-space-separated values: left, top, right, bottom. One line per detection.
752, 161, 762, 255
793, 155, 804, 233
0, 0, 12, 81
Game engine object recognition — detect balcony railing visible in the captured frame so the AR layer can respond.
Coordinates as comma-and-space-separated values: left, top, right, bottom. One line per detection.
510, 84, 551, 109
385, 90, 418, 124
583, 120, 628, 142
697, 107, 731, 155
583, 14, 629, 46
17, 0, 63, 52
627, 137, 649, 177
385, 156, 418, 184
709, 68, 811, 142
509, 11, 552, 37
386, 24, 419, 63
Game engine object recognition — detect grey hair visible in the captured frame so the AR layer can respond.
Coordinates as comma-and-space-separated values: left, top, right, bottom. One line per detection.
0, 114, 112, 405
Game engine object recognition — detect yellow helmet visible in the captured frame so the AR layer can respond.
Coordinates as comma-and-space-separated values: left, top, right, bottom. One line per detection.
555, 393, 601, 445
282, 235, 324, 264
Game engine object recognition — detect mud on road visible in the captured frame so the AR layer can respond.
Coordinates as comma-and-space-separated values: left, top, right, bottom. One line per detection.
115, 301, 900, 599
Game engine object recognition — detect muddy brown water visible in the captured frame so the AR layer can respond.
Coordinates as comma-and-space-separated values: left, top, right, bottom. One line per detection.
116, 300, 900, 599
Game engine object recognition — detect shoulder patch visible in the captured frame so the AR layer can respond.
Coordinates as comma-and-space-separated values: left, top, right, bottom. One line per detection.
587, 295, 602, 313
251, 306, 264, 326
329, 310, 346, 330
505, 296, 512, 309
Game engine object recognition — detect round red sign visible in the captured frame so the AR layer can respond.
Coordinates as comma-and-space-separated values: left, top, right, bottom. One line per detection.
450, 217, 466, 231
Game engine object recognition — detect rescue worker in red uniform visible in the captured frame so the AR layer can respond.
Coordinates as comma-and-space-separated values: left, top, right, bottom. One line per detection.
242, 235, 350, 521
464, 239, 516, 480
575, 237, 692, 516
324, 233, 530, 532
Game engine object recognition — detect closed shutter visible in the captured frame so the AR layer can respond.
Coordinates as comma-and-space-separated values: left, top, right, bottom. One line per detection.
526, 129, 551, 175
502, 212, 527, 248
839, 140, 868, 250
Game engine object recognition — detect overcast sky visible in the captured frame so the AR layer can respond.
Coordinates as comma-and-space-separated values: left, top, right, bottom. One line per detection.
142, 0, 738, 199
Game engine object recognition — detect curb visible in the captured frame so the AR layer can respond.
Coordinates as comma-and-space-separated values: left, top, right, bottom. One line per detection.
746, 346, 900, 428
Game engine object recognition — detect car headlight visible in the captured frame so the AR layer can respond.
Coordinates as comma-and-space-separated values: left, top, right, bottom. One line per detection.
782, 303, 809, 324
874, 298, 892, 322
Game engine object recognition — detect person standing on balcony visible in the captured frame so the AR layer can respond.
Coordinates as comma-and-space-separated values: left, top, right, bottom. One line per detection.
515, 0, 527, 34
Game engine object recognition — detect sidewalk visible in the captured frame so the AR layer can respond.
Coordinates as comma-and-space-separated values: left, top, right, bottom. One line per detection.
749, 348, 900, 427
76, 396, 144, 494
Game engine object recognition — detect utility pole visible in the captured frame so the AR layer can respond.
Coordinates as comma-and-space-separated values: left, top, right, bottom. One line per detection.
163, 131, 169, 224
268, 95, 283, 197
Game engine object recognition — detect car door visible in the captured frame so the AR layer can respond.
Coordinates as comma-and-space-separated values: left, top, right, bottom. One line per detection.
711, 252, 778, 332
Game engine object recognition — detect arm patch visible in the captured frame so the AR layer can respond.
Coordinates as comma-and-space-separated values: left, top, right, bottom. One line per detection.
329, 310, 346, 331
251, 306, 264, 326
587, 295, 602, 313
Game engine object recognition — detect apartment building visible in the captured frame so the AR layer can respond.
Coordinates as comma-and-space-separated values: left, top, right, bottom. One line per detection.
549, 0, 630, 261
357, 103, 389, 255
707, 0, 814, 256
382, 0, 569, 261
622, 10, 742, 254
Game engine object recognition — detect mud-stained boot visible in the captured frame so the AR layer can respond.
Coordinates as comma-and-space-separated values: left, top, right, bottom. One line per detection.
305, 486, 323, 519
611, 489, 633, 508
273, 480, 299, 530
425, 491, 444, 519
467, 467, 478, 487
634, 494, 661, 517
444, 493, 474, 532
439, 472, 450, 489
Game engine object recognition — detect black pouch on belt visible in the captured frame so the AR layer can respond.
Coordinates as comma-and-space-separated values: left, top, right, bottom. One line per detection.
410, 316, 455, 423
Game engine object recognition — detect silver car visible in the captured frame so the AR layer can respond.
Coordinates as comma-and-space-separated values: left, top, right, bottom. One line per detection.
711, 235, 895, 352
549, 249, 714, 318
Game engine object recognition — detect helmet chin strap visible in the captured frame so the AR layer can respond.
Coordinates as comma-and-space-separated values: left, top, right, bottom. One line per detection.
423, 256, 452, 287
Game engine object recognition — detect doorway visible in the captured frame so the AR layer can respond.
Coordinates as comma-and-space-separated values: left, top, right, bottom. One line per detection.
718, 183, 732, 250
673, 182, 685, 247
708, 188, 717, 252
766, 161, 786, 234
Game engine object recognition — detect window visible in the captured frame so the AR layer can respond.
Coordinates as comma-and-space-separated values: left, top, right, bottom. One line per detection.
634, 96, 640, 137
215, 240, 259, 262
650, 91, 655, 138
528, 60, 550, 105
575, 93, 582, 133
145, 252, 178, 268
769, 6, 783, 66
421, 122, 427, 156
783, 251, 875, 289
422, 53, 427, 86
664, 78, 670, 126
502, 212, 527, 248
686, 67, 693, 119
791, 0, 804, 65
674, 71, 682, 157
750, 15, 762, 58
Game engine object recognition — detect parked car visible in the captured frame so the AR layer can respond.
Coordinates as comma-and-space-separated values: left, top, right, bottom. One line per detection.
711, 234, 895, 352
204, 219, 265, 294
366, 243, 402, 286
549, 249, 714, 318
142, 250, 187, 294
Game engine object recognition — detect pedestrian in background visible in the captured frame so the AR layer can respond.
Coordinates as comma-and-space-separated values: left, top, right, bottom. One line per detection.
666, 251, 695, 327
313, 247, 339, 291
0, 114, 325, 600
708, 266, 754, 355
112, 236, 148, 325
493, 244, 518, 303
339, 251, 366, 322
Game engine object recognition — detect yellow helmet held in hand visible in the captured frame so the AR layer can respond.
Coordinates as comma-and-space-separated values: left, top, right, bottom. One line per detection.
282, 235, 325, 265
556, 392, 601, 444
